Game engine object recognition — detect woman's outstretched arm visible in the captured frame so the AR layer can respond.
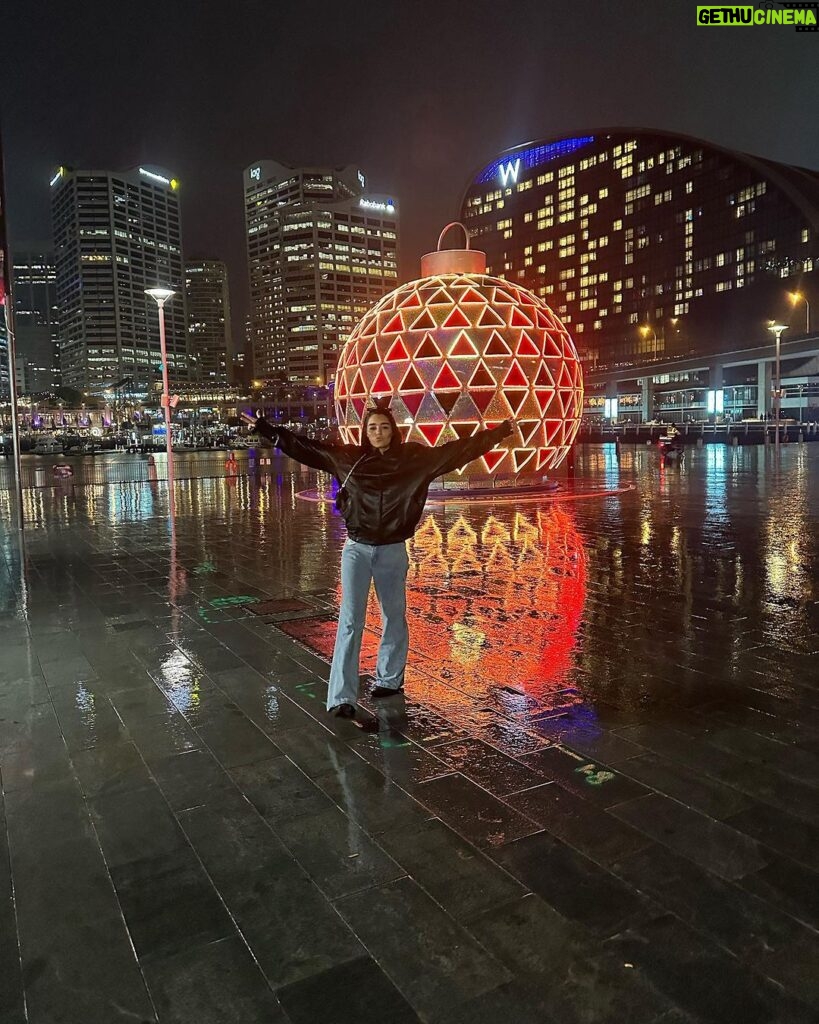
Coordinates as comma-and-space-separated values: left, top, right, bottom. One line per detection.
247, 415, 349, 474
420, 420, 513, 479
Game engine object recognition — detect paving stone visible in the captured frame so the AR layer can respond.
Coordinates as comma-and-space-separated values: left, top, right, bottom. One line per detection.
334, 876, 511, 1018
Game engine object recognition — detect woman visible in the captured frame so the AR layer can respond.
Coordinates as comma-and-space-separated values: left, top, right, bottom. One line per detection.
245, 404, 513, 717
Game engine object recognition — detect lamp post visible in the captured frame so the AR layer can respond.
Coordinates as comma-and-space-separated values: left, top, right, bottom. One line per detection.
789, 291, 810, 334
145, 286, 177, 489
768, 322, 787, 458
640, 324, 658, 361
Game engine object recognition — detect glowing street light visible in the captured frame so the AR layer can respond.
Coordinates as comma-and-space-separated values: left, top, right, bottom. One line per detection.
768, 322, 787, 458
789, 291, 811, 333
145, 286, 177, 487
640, 324, 658, 360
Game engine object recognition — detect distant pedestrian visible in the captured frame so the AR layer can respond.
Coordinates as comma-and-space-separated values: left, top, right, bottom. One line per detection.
245, 402, 512, 717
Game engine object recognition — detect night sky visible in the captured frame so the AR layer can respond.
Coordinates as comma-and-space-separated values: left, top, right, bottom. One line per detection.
3, 0, 817, 346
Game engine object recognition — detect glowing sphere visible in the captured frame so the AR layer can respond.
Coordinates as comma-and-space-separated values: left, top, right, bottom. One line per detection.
335, 268, 584, 475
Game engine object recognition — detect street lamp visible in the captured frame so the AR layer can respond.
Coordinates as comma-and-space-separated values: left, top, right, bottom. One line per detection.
789, 291, 811, 334
639, 324, 658, 360
145, 286, 177, 487
768, 322, 787, 458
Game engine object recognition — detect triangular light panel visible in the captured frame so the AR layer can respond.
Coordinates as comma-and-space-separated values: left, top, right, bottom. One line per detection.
485, 331, 512, 356
451, 421, 480, 439
382, 312, 404, 334
503, 361, 529, 389
385, 338, 410, 362
360, 341, 379, 364
402, 391, 425, 418
370, 367, 392, 394
472, 390, 495, 415
516, 332, 540, 357
449, 331, 479, 358
468, 362, 495, 388
399, 364, 425, 392
482, 450, 507, 473
477, 305, 506, 328
442, 307, 471, 329
418, 423, 444, 446
433, 363, 461, 391
410, 308, 437, 331
414, 333, 442, 358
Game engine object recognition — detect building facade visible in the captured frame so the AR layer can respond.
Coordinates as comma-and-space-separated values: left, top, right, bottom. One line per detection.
461, 132, 819, 421
11, 247, 60, 393
185, 259, 232, 385
51, 165, 190, 397
244, 161, 398, 383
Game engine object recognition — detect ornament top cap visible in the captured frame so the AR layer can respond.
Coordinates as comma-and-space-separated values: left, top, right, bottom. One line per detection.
420, 222, 487, 277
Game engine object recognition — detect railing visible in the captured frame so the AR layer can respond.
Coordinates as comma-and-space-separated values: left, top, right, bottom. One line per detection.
0, 452, 284, 491
579, 421, 819, 445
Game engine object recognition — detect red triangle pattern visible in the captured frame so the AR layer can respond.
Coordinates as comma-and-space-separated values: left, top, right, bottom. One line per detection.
410, 308, 437, 331
510, 306, 534, 328
503, 362, 528, 389
371, 367, 392, 394
402, 391, 425, 417
468, 362, 495, 388
415, 333, 442, 359
382, 312, 404, 334
516, 332, 540, 357
360, 341, 379, 364
472, 390, 495, 415
513, 449, 535, 472
399, 364, 425, 392
442, 307, 471, 329
482, 450, 507, 473
418, 423, 444, 446
485, 331, 512, 356
334, 274, 583, 477
535, 389, 556, 413
385, 338, 410, 362
449, 332, 479, 358
451, 421, 479, 439
504, 390, 528, 416
433, 363, 461, 391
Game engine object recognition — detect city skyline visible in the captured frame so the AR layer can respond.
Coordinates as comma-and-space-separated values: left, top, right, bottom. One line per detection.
2, 0, 817, 350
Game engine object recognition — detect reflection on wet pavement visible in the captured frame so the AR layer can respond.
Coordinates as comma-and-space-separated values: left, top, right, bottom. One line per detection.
1, 443, 819, 1023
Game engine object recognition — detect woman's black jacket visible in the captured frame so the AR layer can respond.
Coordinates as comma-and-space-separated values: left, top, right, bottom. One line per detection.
254, 418, 512, 545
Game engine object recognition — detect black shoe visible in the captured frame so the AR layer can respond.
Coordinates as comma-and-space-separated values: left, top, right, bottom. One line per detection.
330, 703, 356, 718
371, 685, 404, 699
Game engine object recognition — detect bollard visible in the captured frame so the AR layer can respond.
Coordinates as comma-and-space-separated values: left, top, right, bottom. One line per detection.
696, 437, 703, 448
732, 435, 738, 447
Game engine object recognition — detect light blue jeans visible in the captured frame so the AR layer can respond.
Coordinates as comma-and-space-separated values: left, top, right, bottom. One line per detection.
327, 539, 410, 709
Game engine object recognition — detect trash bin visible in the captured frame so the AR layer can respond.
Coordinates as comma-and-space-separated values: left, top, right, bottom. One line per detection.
35, 466, 47, 487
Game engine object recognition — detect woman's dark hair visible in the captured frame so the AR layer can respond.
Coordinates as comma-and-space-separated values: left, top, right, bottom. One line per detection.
361, 400, 402, 452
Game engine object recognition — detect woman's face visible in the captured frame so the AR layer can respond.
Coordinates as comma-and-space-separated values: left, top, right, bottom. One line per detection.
366, 413, 393, 451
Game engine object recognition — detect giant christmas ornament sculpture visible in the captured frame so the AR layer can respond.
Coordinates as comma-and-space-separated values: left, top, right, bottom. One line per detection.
335, 224, 584, 476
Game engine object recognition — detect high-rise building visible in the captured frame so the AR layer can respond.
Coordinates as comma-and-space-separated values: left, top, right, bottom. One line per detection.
11, 246, 60, 393
51, 165, 189, 396
461, 130, 819, 368
184, 259, 232, 384
244, 161, 398, 383
461, 130, 819, 422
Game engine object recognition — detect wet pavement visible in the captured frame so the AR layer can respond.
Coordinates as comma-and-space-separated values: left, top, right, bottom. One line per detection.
1, 442, 818, 1024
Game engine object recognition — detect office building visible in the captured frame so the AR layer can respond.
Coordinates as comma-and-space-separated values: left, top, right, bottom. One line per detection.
244, 161, 398, 383
11, 247, 60, 393
51, 165, 190, 396
185, 259, 232, 384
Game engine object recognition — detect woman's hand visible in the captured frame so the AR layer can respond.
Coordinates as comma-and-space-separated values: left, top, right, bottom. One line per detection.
241, 412, 262, 429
